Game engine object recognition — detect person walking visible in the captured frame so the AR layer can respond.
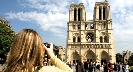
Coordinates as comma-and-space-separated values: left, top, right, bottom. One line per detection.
124, 62, 130, 72
88, 62, 93, 72
115, 62, 120, 72
84, 61, 88, 72
96, 62, 100, 71
119, 63, 124, 72
77, 60, 84, 72
104, 63, 108, 72
108, 63, 113, 72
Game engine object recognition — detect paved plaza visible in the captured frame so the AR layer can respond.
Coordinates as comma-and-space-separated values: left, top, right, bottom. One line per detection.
0, 64, 116, 72
0, 64, 3, 71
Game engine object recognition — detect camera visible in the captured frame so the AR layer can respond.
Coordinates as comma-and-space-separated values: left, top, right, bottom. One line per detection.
43, 42, 58, 59
44, 43, 50, 59
44, 42, 57, 59
44, 42, 50, 48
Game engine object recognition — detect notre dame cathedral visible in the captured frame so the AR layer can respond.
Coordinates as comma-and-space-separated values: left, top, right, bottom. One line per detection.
66, 0, 116, 64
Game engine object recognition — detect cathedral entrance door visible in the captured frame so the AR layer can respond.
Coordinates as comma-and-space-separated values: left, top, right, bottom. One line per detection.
72, 50, 80, 64
72, 60, 79, 64
101, 59, 106, 65
101, 50, 110, 64
86, 50, 96, 62
87, 59, 92, 62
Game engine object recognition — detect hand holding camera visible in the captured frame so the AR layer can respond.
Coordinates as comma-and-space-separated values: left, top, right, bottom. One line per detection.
44, 42, 55, 58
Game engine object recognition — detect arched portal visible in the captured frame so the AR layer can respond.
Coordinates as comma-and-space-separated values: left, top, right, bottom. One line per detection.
85, 50, 96, 62
72, 50, 80, 63
101, 50, 109, 65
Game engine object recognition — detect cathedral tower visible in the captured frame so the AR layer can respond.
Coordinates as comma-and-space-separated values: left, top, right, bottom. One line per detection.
66, 0, 116, 64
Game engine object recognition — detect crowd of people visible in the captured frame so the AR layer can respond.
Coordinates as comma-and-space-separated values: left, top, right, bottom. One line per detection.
67, 60, 131, 72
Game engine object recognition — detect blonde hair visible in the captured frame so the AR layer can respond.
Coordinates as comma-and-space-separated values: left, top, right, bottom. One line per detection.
3, 29, 44, 72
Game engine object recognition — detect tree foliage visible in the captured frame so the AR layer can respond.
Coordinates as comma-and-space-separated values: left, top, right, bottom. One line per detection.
116, 53, 122, 63
0, 23, 16, 57
128, 55, 133, 66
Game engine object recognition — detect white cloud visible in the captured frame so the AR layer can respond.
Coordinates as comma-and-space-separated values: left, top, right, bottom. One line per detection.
110, 0, 133, 52
5, 0, 133, 52
19, 0, 69, 13
6, 0, 70, 38
6, 11, 68, 38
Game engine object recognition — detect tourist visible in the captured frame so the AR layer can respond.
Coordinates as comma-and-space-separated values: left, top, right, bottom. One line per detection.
92, 62, 96, 72
114, 62, 120, 72
84, 61, 89, 72
2, 29, 72, 72
77, 60, 84, 72
108, 63, 113, 72
124, 62, 130, 72
88, 62, 93, 72
76, 60, 84, 72
103, 63, 108, 72
96, 62, 100, 71
119, 63, 124, 72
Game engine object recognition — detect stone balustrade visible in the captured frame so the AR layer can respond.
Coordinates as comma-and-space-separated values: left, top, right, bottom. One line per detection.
68, 42, 111, 49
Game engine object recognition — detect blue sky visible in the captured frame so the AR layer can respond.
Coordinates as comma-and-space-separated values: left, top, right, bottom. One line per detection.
0, 0, 133, 53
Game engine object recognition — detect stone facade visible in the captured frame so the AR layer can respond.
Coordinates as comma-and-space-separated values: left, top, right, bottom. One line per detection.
66, 0, 116, 64
122, 50, 132, 63
58, 46, 66, 62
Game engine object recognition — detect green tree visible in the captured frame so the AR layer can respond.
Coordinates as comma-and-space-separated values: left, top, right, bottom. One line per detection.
116, 53, 122, 63
128, 55, 133, 66
0, 23, 16, 58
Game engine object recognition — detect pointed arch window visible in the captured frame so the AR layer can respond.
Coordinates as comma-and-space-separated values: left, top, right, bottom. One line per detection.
85, 23, 87, 30
99, 8, 101, 20
73, 36, 76, 42
77, 36, 81, 42
103, 7, 106, 20
104, 36, 108, 43
100, 36, 103, 43
73, 25, 76, 30
78, 24, 80, 30
74, 8, 77, 21
85, 23, 89, 30
90, 24, 94, 29
104, 22, 106, 29
78, 8, 81, 21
